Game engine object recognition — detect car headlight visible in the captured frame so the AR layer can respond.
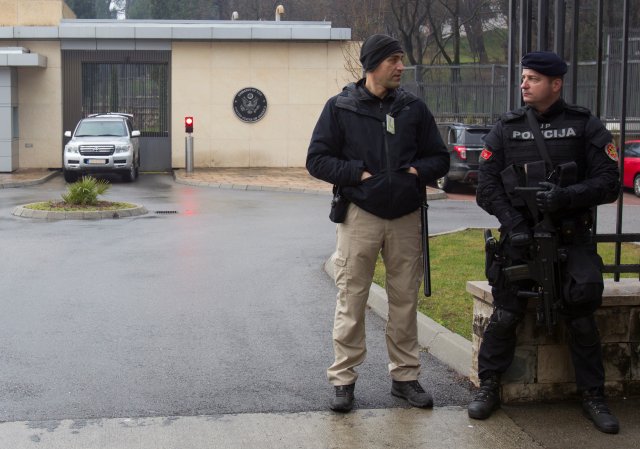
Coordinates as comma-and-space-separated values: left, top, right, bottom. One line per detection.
65, 145, 79, 154
115, 144, 132, 153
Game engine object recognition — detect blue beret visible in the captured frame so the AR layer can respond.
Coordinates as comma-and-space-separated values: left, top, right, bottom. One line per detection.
521, 51, 567, 77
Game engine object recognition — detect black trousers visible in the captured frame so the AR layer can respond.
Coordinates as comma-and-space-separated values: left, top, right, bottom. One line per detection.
477, 240, 605, 391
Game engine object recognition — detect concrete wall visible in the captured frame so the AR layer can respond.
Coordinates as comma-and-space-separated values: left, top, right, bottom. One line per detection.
0, 0, 75, 26
171, 40, 356, 168
11, 41, 61, 169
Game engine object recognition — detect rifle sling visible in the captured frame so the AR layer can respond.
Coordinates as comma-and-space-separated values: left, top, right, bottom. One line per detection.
525, 108, 554, 175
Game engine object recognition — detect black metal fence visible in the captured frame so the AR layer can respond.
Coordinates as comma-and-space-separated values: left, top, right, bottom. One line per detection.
402, 57, 640, 136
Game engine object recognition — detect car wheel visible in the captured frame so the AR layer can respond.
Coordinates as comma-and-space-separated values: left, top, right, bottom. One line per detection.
634, 174, 640, 197
63, 170, 78, 183
122, 164, 137, 182
436, 175, 453, 192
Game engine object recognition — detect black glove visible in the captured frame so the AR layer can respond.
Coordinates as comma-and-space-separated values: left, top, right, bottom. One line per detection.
508, 222, 532, 247
536, 181, 571, 213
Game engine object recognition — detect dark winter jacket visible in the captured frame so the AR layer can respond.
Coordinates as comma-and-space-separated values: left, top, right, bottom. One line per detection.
306, 79, 449, 219
477, 100, 620, 232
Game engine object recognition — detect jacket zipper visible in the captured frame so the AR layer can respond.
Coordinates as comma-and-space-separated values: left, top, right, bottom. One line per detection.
381, 101, 391, 173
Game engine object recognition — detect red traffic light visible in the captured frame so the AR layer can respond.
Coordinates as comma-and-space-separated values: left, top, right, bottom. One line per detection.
185, 116, 194, 133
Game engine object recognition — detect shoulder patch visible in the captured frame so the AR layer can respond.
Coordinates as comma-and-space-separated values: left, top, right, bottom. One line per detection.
480, 147, 493, 161
605, 142, 619, 161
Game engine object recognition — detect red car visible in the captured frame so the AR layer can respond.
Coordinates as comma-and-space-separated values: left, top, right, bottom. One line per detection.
623, 140, 640, 197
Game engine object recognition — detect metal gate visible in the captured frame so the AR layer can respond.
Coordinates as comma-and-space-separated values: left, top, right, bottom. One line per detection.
62, 50, 171, 172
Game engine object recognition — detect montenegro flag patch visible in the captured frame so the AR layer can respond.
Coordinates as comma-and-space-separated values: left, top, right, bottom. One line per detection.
605, 142, 619, 161
480, 147, 493, 161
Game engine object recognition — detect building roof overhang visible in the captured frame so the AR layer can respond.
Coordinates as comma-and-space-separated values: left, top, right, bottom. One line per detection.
0, 47, 47, 67
0, 19, 351, 42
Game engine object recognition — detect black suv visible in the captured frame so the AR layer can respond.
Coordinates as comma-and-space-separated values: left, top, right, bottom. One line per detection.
436, 123, 492, 192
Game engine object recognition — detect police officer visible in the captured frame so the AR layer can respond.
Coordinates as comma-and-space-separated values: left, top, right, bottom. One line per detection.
307, 34, 449, 412
468, 51, 620, 434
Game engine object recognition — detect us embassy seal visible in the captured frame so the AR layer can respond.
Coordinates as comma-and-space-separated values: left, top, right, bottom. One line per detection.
233, 88, 267, 123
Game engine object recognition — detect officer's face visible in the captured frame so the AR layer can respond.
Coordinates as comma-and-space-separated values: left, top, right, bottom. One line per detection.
371, 52, 405, 90
521, 69, 562, 112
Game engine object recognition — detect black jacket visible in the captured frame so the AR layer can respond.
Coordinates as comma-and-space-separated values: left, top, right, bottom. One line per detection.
306, 80, 449, 219
477, 100, 620, 232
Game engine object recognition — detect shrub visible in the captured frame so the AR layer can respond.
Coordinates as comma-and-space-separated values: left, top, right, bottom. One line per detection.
61, 176, 110, 206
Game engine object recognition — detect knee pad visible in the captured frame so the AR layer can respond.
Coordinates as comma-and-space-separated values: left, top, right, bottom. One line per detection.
566, 282, 603, 310
485, 308, 522, 339
568, 315, 600, 347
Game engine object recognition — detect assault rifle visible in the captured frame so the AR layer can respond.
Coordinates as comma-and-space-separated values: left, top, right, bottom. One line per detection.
502, 188, 567, 335
500, 161, 576, 335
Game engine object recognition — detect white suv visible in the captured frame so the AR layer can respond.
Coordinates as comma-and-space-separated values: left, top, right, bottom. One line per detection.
63, 113, 141, 183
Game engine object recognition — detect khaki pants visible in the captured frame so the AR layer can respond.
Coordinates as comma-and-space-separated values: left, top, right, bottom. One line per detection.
327, 203, 423, 385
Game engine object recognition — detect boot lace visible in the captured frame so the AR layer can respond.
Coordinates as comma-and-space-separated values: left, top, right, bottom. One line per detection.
407, 381, 426, 393
474, 380, 499, 402
585, 395, 612, 415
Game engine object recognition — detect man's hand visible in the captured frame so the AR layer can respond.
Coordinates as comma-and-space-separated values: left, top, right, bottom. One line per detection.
509, 222, 532, 247
361, 170, 372, 181
536, 181, 571, 213
407, 166, 418, 176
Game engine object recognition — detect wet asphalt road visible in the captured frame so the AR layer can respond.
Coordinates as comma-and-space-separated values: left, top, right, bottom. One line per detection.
0, 174, 637, 423
0, 174, 477, 422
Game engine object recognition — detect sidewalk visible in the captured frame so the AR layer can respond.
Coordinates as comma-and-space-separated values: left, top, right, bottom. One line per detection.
1, 167, 638, 448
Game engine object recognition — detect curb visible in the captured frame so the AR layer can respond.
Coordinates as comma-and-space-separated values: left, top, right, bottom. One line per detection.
12, 204, 148, 220
0, 170, 59, 188
173, 170, 449, 200
323, 256, 472, 378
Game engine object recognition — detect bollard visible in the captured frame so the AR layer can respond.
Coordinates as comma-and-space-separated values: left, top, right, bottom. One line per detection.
185, 134, 194, 174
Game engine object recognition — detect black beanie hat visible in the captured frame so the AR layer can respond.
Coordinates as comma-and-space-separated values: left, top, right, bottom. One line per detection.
521, 51, 567, 77
360, 34, 404, 72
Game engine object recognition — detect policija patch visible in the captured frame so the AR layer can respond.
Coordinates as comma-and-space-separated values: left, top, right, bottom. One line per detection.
480, 147, 493, 161
605, 142, 619, 161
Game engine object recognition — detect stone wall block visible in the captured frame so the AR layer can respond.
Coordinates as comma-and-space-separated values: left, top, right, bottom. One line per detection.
625, 380, 640, 396
602, 343, 631, 381
501, 382, 577, 403
629, 308, 640, 343
629, 342, 640, 380
537, 345, 574, 383
595, 306, 631, 342
503, 345, 537, 383
517, 311, 566, 345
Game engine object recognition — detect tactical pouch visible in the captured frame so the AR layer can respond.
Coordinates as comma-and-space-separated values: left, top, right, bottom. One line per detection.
329, 185, 350, 223
561, 245, 604, 311
484, 229, 502, 286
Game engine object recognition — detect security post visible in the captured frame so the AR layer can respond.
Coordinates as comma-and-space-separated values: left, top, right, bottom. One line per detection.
185, 116, 194, 174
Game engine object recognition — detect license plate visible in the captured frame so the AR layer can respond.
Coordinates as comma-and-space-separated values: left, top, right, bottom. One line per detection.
87, 159, 107, 165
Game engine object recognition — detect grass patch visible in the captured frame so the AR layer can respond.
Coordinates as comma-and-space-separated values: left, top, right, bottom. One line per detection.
26, 201, 137, 211
373, 229, 640, 341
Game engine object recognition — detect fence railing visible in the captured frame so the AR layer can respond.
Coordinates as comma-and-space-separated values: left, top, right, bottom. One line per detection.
402, 60, 640, 135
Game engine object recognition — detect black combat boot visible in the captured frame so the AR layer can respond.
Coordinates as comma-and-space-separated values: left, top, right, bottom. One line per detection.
582, 387, 620, 434
391, 380, 433, 408
468, 373, 500, 420
330, 384, 355, 412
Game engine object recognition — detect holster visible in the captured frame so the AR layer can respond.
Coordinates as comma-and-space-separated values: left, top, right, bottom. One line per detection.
329, 185, 350, 223
484, 229, 502, 286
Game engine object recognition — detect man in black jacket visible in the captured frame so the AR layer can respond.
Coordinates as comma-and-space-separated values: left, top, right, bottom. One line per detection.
468, 51, 620, 434
307, 34, 449, 412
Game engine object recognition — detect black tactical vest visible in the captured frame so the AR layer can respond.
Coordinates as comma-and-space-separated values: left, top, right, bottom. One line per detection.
500, 108, 588, 182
